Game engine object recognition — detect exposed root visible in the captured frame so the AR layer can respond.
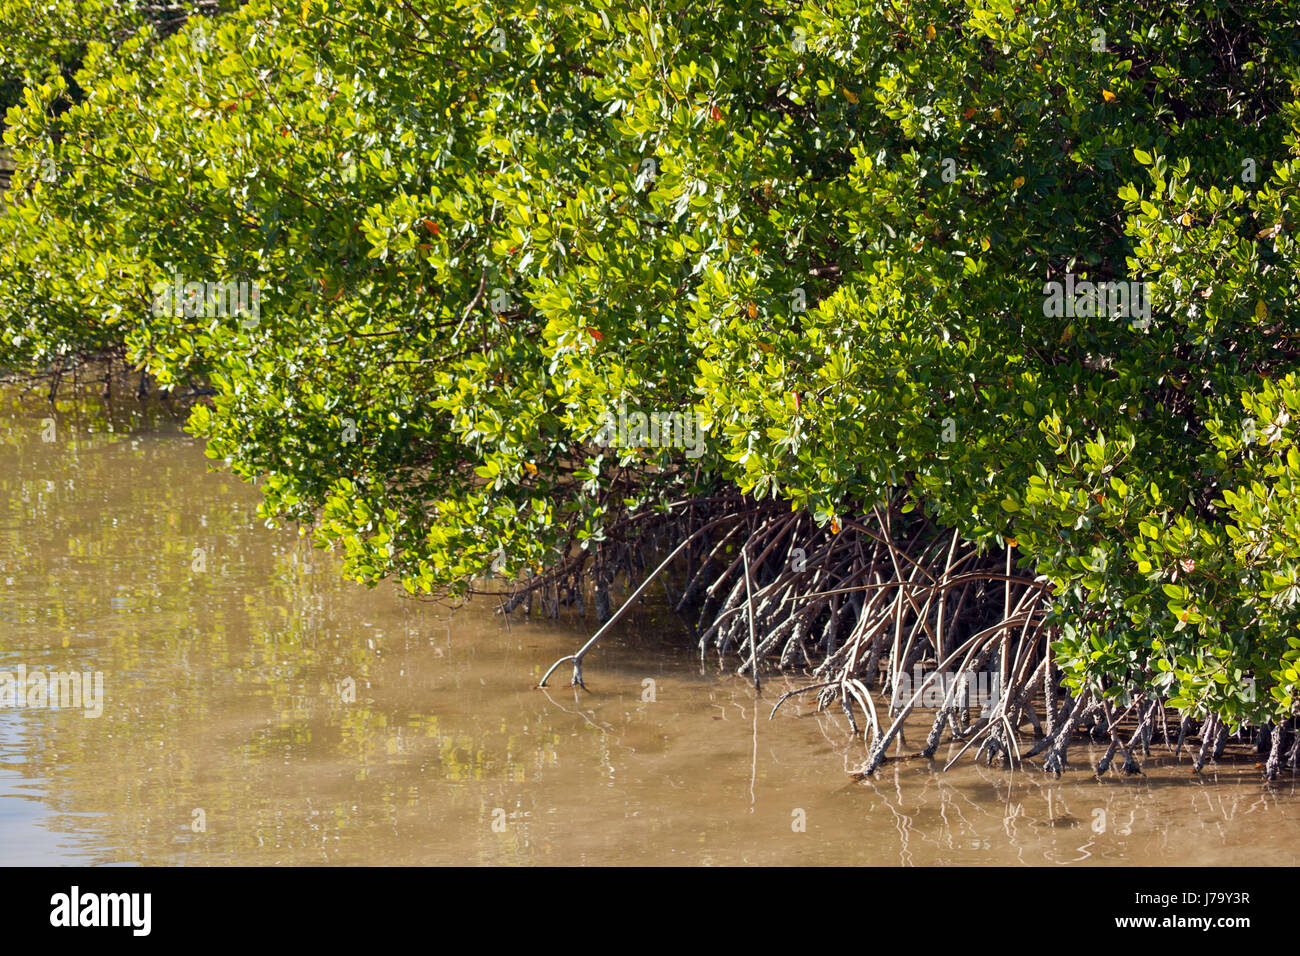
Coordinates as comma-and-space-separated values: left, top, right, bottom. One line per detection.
520, 492, 1296, 779
1096, 703, 1143, 776
1042, 697, 1095, 776
1193, 715, 1217, 773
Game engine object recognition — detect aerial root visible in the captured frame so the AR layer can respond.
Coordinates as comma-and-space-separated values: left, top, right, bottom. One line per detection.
1193, 715, 1218, 773
524, 494, 1289, 778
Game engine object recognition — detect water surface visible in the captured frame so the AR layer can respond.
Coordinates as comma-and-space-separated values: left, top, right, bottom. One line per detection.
0, 387, 1296, 865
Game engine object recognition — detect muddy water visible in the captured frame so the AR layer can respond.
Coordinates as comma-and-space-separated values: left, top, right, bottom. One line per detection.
0, 388, 1297, 866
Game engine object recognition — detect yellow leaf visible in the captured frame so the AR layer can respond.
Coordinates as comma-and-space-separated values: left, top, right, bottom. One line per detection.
1012, 176, 1026, 189
980, 236, 990, 252
842, 87, 859, 104
1256, 300, 1269, 321
830, 517, 841, 534
524, 462, 537, 475
1180, 212, 1192, 226
925, 24, 936, 41
747, 301, 757, 319
1102, 89, 1117, 102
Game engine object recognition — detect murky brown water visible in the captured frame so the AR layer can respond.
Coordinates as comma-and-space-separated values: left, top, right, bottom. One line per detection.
0, 386, 1297, 865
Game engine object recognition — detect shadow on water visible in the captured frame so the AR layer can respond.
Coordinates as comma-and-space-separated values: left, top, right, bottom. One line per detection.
0, 386, 1296, 865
